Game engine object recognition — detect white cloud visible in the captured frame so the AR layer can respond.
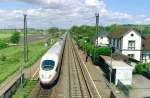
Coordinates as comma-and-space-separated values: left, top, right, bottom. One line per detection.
85, 0, 102, 6
0, 0, 149, 28
107, 12, 133, 20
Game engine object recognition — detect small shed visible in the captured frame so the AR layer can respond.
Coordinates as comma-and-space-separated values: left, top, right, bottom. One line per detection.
101, 55, 133, 86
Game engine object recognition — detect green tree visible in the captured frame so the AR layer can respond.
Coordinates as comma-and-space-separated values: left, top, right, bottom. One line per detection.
48, 27, 60, 38
105, 24, 121, 32
0, 40, 8, 49
48, 27, 59, 33
10, 32, 20, 44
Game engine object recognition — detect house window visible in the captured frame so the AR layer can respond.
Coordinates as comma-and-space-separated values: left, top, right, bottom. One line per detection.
117, 39, 119, 47
113, 39, 115, 46
128, 40, 135, 50
128, 54, 134, 58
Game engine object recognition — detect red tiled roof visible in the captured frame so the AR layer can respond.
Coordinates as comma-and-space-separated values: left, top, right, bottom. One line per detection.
110, 28, 131, 38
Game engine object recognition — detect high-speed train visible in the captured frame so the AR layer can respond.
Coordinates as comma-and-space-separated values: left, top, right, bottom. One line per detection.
39, 33, 67, 86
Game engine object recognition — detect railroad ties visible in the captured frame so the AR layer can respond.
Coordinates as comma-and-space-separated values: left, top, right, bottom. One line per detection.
67, 36, 90, 98
36, 87, 52, 98
67, 35, 101, 98
29, 83, 52, 98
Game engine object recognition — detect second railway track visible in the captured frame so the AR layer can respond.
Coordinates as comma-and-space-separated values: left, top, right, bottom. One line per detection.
68, 37, 90, 98
67, 36, 101, 98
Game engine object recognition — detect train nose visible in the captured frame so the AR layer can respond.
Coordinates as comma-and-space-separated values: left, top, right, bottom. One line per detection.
40, 71, 57, 85
41, 74, 52, 79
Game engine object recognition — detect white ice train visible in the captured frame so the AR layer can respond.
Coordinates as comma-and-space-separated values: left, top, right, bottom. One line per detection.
39, 33, 67, 86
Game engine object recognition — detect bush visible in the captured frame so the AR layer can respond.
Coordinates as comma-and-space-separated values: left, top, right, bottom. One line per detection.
12, 80, 37, 98
10, 32, 20, 44
78, 38, 111, 63
0, 54, 7, 61
134, 63, 148, 74
78, 39, 85, 49
85, 43, 94, 55
92, 47, 111, 63
0, 40, 8, 49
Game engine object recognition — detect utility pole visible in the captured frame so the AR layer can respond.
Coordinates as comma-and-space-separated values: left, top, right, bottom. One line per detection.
96, 13, 99, 47
94, 13, 99, 63
24, 14, 31, 80
24, 14, 28, 62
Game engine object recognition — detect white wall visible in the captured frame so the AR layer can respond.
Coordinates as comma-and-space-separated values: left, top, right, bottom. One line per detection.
122, 30, 142, 50
115, 68, 133, 85
122, 51, 141, 61
122, 30, 142, 61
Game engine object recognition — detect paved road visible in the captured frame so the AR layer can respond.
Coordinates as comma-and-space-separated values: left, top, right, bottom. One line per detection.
130, 75, 150, 98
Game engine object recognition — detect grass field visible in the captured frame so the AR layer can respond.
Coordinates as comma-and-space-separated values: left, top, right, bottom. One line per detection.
0, 33, 12, 39
0, 29, 45, 39
0, 40, 53, 84
12, 80, 37, 98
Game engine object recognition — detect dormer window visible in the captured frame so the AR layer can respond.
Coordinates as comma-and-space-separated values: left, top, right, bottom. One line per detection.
131, 34, 134, 37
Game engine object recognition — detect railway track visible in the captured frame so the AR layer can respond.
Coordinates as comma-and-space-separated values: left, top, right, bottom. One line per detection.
29, 83, 52, 98
36, 86, 52, 98
68, 37, 89, 98
68, 36, 93, 98
67, 36, 101, 98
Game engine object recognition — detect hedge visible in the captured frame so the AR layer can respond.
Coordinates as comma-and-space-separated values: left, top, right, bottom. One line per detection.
78, 38, 111, 63
134, 63, 149, 74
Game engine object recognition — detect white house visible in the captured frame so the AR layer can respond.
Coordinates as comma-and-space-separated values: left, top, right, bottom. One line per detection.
92, 31, 110, 47
111, 28, 150, 63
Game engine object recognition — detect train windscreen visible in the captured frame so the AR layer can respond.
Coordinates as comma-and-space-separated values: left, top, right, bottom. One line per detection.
42, 60, 55, 71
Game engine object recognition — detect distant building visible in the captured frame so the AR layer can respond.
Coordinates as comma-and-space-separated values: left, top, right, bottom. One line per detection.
92, 31, 110, 47
110, 28, 150, 63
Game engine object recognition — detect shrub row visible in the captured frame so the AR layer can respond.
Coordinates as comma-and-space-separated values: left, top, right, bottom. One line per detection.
134, 63, 150, 74
78, 38, 111, 63
0, 31, 20, 50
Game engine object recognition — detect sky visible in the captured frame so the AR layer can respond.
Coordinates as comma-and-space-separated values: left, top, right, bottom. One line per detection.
0, 0, 150, 29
